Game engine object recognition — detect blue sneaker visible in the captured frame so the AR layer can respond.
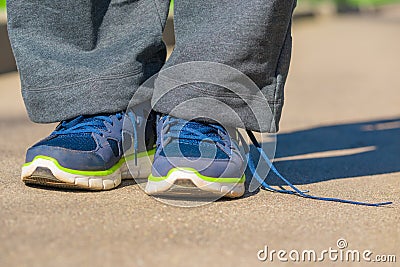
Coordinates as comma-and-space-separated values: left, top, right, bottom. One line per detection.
146, 115, 246, 198
21, 102, 156, 190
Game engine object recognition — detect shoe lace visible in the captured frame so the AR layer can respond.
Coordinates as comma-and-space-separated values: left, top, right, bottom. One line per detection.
127, 112, 140, 165
54, 113, 124, 135
243, 130, 392, 207
159, 116, 234, 156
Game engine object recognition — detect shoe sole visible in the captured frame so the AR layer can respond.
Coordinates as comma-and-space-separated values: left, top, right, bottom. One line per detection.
21, 150, 154, 190
145, 168, 245, 198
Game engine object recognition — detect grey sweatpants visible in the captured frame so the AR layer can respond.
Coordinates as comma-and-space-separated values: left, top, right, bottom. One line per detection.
7, 0, 296, 132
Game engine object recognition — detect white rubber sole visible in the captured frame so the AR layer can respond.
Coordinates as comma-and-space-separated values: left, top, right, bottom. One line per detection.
22, 156, 152, 190
145, 168, 245, 198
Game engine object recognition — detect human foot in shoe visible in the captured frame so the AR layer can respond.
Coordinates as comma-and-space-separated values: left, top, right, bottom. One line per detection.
22, 104, 156, 190
146, 115, 245, 198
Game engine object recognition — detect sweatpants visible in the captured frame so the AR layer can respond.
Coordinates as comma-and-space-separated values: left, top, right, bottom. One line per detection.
7, 0, 296, 132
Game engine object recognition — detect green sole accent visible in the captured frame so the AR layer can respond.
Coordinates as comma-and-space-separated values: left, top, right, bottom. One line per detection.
23, 148, 156, 177
148, 167, 245, 184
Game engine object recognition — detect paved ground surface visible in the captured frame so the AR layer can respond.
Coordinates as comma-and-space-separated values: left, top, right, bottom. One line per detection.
1, 8, 399, 267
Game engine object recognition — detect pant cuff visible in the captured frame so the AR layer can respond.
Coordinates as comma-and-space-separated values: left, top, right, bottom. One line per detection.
22, 71, 147, 123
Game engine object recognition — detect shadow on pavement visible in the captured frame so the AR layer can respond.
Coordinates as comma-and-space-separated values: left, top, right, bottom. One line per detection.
261, 117, 400, 186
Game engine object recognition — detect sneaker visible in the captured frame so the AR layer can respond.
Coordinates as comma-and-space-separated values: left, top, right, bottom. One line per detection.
21, 102, 156, 190
145, 115, 246, 198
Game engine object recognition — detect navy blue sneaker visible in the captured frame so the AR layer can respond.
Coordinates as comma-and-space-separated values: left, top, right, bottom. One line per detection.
146, 115, 245, 198
21, 103, 156, 190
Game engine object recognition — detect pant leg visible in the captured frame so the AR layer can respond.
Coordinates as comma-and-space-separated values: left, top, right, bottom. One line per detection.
152, 0, 296, 132
7, 0, 170, 123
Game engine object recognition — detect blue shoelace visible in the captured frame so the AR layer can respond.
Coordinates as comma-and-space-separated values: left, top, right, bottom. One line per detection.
244, 130, 392, 207
158, 116, 234, 157
54, 113, 124, 135
127, 112, 140, 165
